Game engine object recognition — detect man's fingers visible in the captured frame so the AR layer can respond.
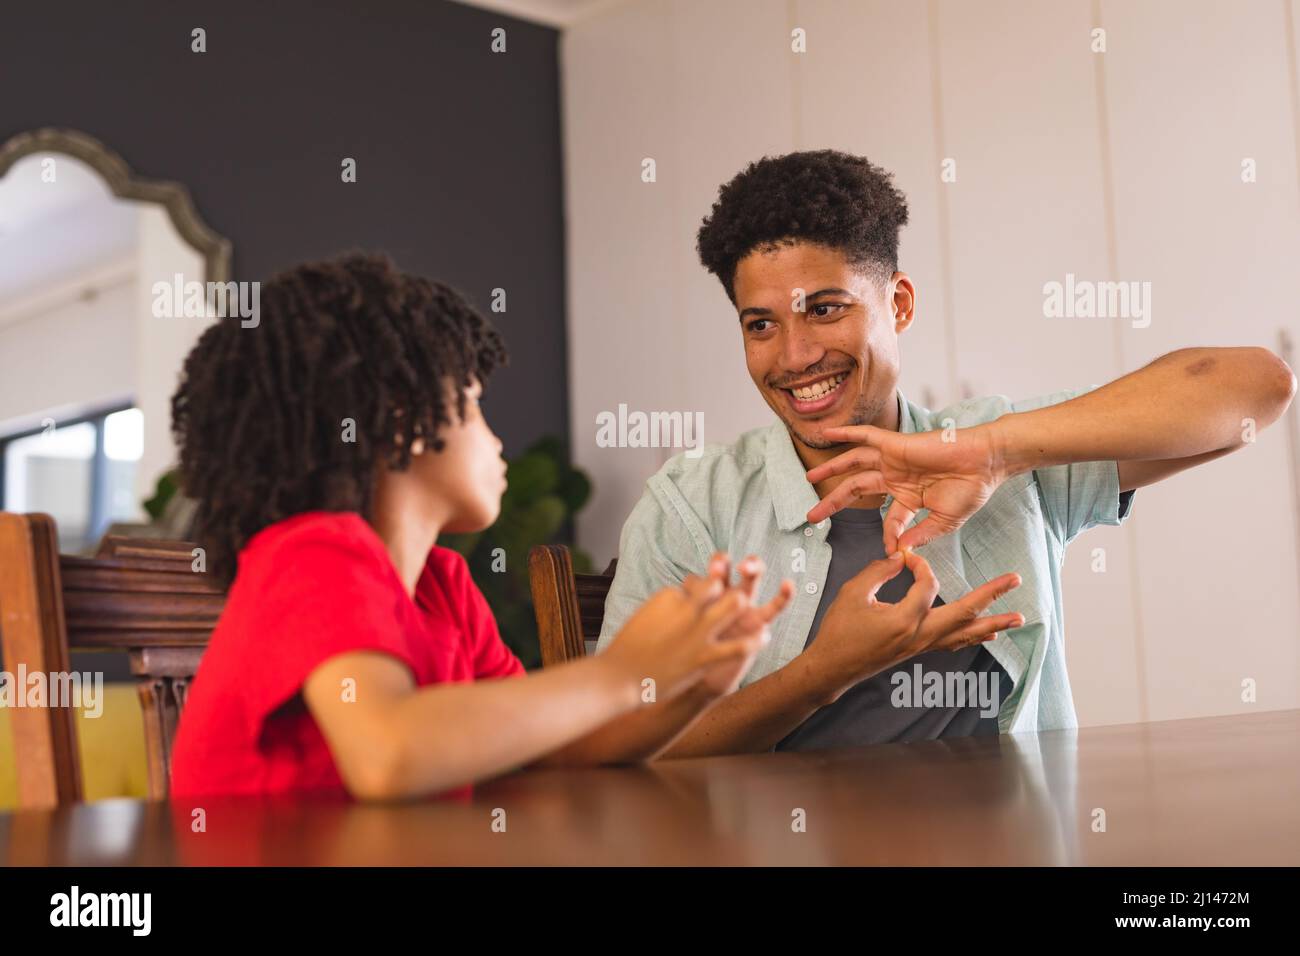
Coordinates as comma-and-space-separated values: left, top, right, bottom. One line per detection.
882, 499, 915, 554
917, 572, 1020, 635
896, 514, 962, 552
843, 552, 907, 604
934, 612, 1025, 651
806, 472, 887, 524
896, 549, 940, 620
958, 573, 1022, 615
817, 424, 889, 447
804, 446, 882, 484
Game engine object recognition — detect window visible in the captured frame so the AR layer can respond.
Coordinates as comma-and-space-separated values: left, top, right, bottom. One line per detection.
0, 405, 144, 553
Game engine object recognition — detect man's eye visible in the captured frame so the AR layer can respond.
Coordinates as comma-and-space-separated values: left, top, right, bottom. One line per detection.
810, 303, 844, 318
746, 318, 773, 333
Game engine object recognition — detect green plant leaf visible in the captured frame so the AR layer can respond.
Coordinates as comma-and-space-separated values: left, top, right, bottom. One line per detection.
143, 469, 180, 521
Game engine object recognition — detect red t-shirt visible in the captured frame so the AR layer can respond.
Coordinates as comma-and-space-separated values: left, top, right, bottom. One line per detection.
170, 511, 524, 798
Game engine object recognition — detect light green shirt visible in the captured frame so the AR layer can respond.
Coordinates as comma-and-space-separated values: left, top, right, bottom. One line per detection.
595, 385, 1135, 735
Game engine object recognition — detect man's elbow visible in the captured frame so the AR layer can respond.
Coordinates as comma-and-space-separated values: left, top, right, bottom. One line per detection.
1239, 347, 1296, 430
1271, 352, 1298, 410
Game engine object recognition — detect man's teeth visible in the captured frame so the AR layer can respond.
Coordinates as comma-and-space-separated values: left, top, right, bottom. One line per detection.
790, 373, 847, 401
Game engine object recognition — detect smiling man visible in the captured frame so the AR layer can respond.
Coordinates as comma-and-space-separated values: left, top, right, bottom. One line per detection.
596, 149, 1297, 753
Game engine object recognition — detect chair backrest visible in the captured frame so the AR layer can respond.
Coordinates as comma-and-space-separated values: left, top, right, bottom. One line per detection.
528, 544, 616, 667
0, 512, 223, 807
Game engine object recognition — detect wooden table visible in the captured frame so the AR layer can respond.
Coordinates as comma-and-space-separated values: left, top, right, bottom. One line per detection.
3, 710, 1297, 865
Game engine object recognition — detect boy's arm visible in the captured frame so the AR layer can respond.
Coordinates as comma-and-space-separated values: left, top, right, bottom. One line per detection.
304, 579, 759, 800
540, 554, 796, 766
530, 682, 723, 766
587, 485, 816, 757
305, 650, 641, 799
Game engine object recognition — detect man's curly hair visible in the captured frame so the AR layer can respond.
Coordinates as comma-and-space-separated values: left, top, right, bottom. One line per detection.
696, 149, 910, 303
171, 252, 508, 586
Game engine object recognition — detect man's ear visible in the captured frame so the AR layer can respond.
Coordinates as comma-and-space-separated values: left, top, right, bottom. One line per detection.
890, 272, 917, 333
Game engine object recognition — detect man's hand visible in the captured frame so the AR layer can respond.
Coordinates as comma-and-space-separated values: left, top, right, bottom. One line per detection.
805, 422, 1006, 552
806, 548, 1024, 699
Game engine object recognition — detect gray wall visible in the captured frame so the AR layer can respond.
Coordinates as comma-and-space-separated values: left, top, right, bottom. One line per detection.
0, 0, 568, 456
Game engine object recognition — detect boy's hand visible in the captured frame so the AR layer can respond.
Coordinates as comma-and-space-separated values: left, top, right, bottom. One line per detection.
691, 553, 793, 697
603, 554, 793, 704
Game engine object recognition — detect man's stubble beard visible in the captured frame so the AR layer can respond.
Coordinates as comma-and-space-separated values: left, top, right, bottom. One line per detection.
784, 390, 888, 452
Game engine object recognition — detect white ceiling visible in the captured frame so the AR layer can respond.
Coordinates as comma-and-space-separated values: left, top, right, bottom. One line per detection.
0, 153, 108, 234
0, 153, 140, 306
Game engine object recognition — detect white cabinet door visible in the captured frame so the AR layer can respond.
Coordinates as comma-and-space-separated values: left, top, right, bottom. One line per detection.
564, 1, 796, 566
665, 0, 798, 456
933, 0, 1144, 726
794, 0, 955, 411
1097, 0, 1300, 721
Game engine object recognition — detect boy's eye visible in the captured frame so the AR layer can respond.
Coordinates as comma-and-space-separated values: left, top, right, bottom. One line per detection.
746, 318, 773, 333
810, 302, 844, 318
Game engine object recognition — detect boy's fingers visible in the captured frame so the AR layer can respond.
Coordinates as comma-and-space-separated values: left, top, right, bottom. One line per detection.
697, 589, 747, 635
736, 555, 764, 599
757, 579, 795, 622
680, 574, 722, 607
703, 631, 765, 665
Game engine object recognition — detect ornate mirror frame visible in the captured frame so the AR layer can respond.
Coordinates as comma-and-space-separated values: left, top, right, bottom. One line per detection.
0, 127, 231, 282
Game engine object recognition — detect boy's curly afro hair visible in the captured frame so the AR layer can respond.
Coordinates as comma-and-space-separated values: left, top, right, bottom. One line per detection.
170, 251, 507, 586
696, 149, 910, 303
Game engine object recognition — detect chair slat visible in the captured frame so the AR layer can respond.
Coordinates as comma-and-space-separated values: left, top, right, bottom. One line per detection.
529, 545, 616, 667
0, 514, 223, 807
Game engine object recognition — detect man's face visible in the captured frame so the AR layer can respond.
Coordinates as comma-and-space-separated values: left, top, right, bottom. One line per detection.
733, 241, 912, 452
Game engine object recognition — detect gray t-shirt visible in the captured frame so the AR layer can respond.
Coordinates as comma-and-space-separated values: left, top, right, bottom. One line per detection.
777, 505, 1011, 751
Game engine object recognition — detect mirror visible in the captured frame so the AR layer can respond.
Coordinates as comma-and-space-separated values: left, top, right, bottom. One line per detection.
0, 128, 230, 552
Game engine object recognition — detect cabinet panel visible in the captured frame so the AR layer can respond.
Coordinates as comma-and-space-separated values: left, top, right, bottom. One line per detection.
1099, 0, 1300, 719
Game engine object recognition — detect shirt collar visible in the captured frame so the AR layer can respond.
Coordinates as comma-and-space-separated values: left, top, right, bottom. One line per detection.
765, 388, 919, 531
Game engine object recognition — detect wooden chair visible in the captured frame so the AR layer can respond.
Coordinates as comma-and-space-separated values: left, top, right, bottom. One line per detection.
528, 545, 617, 667
0, 512, 223, 807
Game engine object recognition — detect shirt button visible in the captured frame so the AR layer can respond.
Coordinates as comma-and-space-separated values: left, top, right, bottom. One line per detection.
803, 527, 813, 537
816, 518, 829, 530
805, 582, 819, 595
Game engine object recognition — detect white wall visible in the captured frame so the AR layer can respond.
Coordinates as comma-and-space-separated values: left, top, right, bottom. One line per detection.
132, 204, 208, 510
561, 0, 1300, 726
0, 184, 212, 522
0, 270, 136, 432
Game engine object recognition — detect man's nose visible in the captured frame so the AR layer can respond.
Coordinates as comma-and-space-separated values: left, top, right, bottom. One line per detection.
777, 323, 825, 374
